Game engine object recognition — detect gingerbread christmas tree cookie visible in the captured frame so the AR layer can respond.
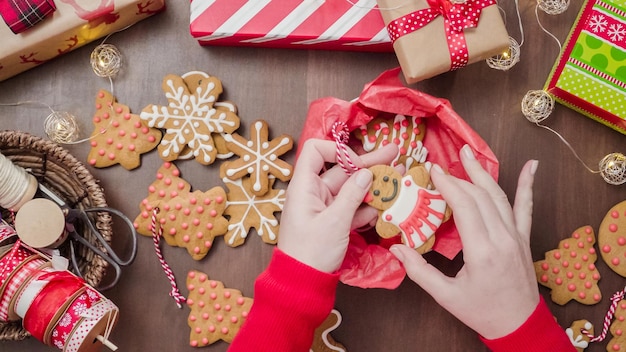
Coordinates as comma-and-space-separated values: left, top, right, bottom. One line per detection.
223, 176, 285, 247
87, 89, 161, 170
607, 299, 626, 352
221, 119, 293, 196
534, 226, 602, 305
186, 270, 253, 346
158, 188, 229, 260
133, 162, 192, 236
140, 71, 240, 165
598, 200, 626, 277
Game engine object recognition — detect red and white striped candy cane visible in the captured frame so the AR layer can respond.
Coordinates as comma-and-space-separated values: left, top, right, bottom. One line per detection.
582, 287, 626, 343
331, 121, 360, 175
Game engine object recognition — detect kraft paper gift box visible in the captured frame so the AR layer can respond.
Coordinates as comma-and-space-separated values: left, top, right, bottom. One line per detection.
0, 0, 166, 82
189, 0, 393, 52
376, 0, 510, 83
544, 0, 626, 135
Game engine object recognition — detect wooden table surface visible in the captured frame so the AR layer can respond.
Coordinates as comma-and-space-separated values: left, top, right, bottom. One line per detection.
1, 0, 625, 351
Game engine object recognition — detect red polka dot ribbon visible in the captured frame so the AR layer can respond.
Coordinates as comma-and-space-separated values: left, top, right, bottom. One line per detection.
386, 0, 496, 70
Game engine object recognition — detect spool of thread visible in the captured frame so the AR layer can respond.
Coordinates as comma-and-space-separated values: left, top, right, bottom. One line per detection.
14, 198, 68, 249
0, 151, 38, 211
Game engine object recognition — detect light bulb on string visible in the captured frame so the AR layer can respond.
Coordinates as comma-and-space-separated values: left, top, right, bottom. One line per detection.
486, 36, 521, 70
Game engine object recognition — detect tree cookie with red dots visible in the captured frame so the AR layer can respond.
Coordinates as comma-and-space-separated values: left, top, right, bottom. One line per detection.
565, 319, 593, 352
534, 226, 602, 305
186, 270, 253, 346
223, 176, 285, 247
607, 299, 626, 352
133, 162, 192, 236
598, 200, 626, 277
363, 164, 451, 254
354, 114, 428, 169
158, 188, 229, 260
87, 89, 161, 170
311, 309, 346, 352
221, 119, 293, 196
140, 71, 240, 165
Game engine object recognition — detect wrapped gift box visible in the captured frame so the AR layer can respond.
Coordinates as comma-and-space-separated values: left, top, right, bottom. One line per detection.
376, 0, 510, 83
544, 0, 626, 134
189, 0, 393, 52
0, 0, 166, 82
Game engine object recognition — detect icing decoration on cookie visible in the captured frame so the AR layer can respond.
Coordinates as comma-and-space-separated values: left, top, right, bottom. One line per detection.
87, 89, 161, 170
598, 200, 626, 277
186, 270, 253, 346
134, 162, 192, 236
221, 119, 293, 196
158, 188, 229, 260
534, 226, 602, 305
310, 309, 346, 352
365, 164, 449, 253
140, 71, 240, 165
223, 176, 285, 247
355, 114, 428, 169
607, 299, 626, 352
566, 320, 593, 351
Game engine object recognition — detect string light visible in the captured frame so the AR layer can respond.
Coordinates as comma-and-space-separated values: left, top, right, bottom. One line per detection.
90, 43, 122, 79
537, 0, 570, 15
486, 36, 521, 70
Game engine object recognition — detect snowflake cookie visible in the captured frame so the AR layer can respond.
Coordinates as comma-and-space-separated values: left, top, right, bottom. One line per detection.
186, 270, 253, 346
221, 119, 293, 196
534, 226, 602, 305
133, 162, 192, 236
140, 71, 240, 165
158, 188, 229, 260
87, 89, 161, 170
223, 176, 285, 247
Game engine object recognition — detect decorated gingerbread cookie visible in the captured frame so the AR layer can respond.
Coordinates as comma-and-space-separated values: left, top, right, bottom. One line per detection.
364, 164, 450, 253
140, 71, 240, 165
133, 162, 192, 237
608, 299, 626, 352
221, 119, 293, 196
223, 176, 285, 247
598, 200, 626, 277
87, 90, 161, 170
534, 226, 602, 305
354, 114, 428, 169
565, 319, 593, 352
311, 309, 346, 352
186, 270, 253, 346
158, 188, 229, 260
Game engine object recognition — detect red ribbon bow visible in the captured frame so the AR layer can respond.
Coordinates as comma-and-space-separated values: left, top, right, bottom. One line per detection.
386, 0, 496, 70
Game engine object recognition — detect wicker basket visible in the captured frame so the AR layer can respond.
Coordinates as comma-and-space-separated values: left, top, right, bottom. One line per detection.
0, 131, 112, 341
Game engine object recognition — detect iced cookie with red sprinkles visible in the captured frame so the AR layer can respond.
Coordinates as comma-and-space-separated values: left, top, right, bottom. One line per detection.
598, 200, 626, 277
534, 226, 602, 305
133, 162, 192, 236
607, 299, 626, 352
87, 89, 161, 170
186, 270, 252, 346
158, 188, 229, 260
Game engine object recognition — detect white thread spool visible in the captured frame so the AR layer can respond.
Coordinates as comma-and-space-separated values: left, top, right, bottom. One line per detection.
0, 151, 38, 211
14, 198, 67, 249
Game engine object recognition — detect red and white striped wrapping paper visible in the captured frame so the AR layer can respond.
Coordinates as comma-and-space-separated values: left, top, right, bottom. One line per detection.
189, 0, 393, 52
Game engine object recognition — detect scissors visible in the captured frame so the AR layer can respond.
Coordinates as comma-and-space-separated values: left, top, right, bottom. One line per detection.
37, 183, 138, 291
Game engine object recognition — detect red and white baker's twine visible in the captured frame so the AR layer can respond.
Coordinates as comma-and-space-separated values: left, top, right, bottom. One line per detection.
582, 287, 626, 343
151, 208, 186, 308
331, 121, 360, 175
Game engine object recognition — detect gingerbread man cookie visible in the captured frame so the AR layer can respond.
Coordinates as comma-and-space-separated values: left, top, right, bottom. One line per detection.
565, 319, 593, 352
158, 188, 229, 260
354, 114, 428, 169
223, 176, 285, 247
140, 71, 240, 165
87, 89, 161, 170
364, 164, 450, 253
311, 309, 346, 352
598, 200, 626, 277
186, 270, 253, 346
221, 119, 293, 196
133, 162, 192, 236
534, 226, 602, 305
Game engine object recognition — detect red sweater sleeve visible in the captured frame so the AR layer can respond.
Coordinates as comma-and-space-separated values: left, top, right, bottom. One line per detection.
480, 296, 576, 352
229, 248, 339, 352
